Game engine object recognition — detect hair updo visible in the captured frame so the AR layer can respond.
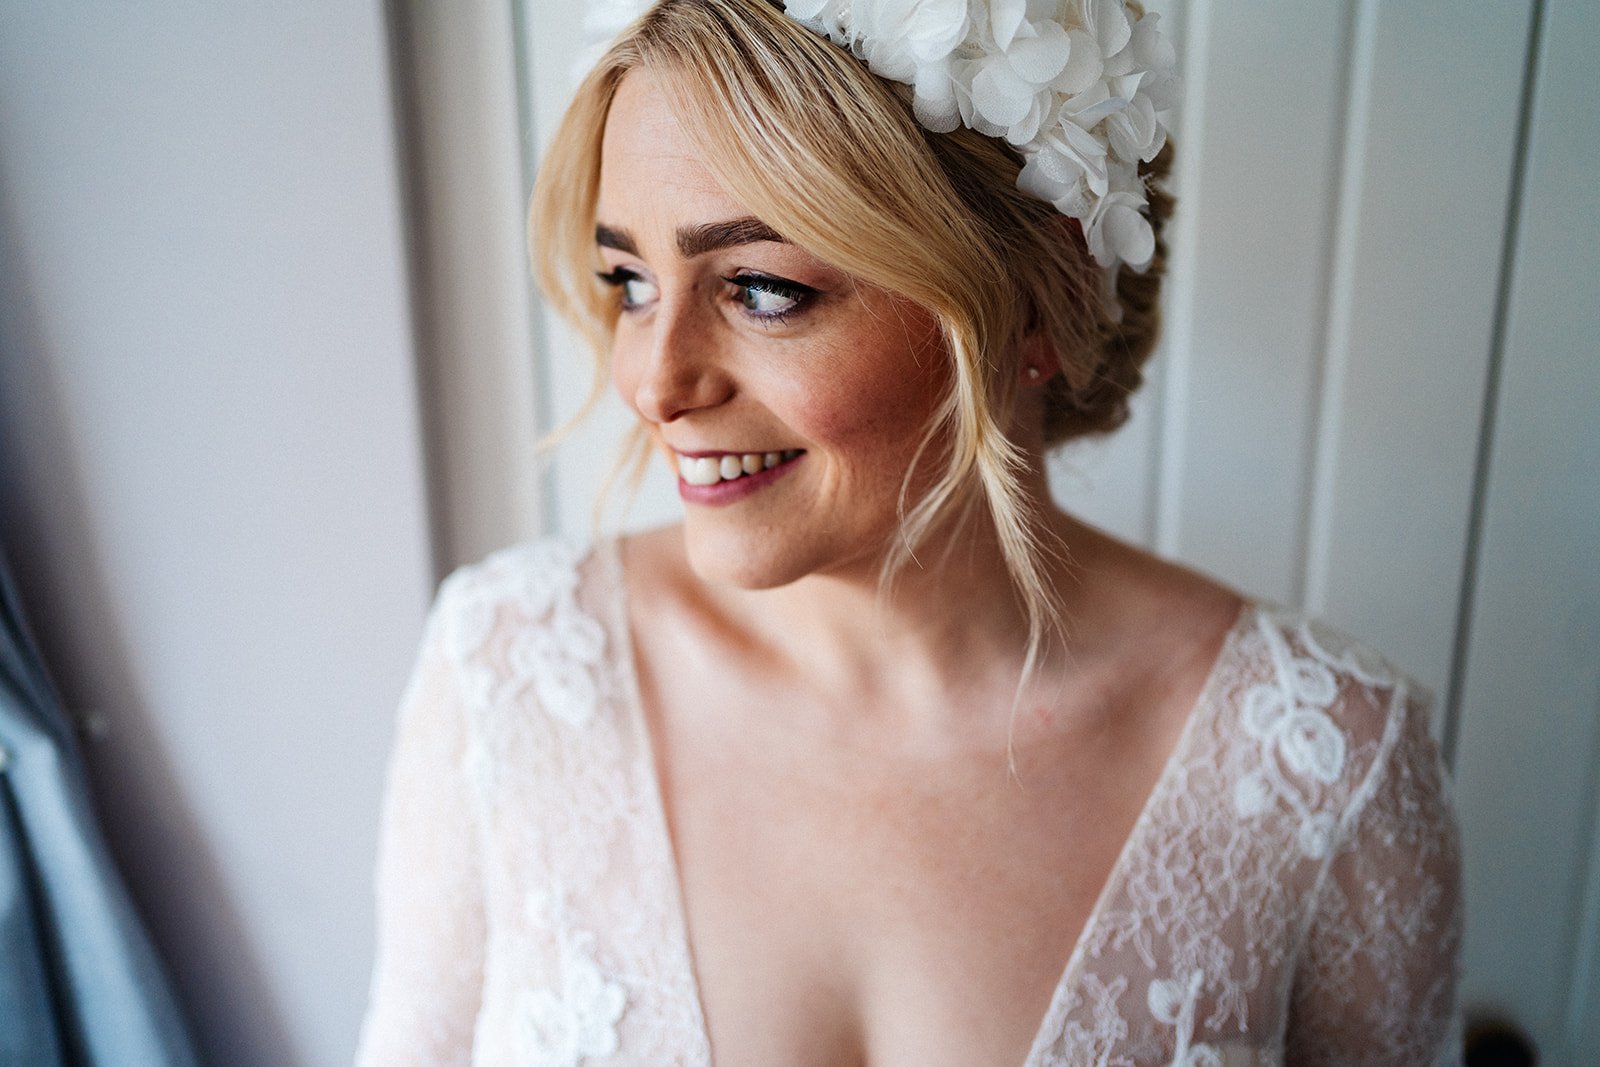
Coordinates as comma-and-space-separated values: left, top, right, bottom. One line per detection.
530, 0, 1174, 683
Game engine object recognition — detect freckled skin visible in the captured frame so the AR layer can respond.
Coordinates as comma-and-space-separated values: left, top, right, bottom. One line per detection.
598, 69, 952, 591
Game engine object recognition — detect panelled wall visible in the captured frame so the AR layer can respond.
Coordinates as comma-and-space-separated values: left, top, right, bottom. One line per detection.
408, 0, 1599, 1060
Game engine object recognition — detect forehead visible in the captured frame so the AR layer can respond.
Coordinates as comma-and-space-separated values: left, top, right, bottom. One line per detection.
597, 68, 749, 222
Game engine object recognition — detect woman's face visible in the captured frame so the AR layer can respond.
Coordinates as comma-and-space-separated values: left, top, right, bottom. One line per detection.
596, 69, 950, 590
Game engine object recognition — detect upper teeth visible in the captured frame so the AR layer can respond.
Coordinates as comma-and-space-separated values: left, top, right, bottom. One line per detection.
678, 449, 802, 486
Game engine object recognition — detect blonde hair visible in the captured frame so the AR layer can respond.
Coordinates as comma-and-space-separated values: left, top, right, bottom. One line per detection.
530, 0, 1174, 727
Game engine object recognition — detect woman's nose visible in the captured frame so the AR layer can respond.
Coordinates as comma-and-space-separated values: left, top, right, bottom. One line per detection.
623, 305, 734, 424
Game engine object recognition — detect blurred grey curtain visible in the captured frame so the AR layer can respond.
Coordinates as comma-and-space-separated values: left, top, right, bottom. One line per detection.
0, 545, 199, 1067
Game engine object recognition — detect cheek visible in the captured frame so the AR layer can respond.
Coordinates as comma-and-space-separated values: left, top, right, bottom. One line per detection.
785, 347, 947, 462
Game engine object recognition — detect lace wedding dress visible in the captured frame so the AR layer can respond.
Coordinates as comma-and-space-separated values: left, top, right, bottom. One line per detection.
353, 536, 1465, 1066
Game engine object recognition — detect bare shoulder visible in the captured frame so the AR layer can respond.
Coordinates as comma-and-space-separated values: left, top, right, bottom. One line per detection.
1065, 518, 1248, 668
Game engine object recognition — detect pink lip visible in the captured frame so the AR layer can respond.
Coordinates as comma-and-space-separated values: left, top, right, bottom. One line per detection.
677, 452, 804, 506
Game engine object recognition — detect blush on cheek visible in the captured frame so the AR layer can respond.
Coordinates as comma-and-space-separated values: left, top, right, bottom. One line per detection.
786, 341, 947, 446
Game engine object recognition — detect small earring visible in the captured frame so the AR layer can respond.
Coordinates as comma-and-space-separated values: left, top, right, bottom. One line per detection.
1025, 365, 1043, 381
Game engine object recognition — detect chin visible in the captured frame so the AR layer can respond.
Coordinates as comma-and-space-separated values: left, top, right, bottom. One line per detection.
680, 517, 818, 591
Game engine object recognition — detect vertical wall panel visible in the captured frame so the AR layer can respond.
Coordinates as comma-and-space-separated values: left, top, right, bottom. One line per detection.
1304, 2, 1537, 697
1451, 0, 1600, 1057
1048, 0, 1183, 548
1158, 0, 1351, 603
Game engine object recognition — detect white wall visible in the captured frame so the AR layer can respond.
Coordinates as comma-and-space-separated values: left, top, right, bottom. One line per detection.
1451, 1, 1600, 1056
0, 4, 430, 1066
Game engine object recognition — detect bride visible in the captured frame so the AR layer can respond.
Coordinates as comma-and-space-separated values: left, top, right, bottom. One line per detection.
355, 1, 1464, 1064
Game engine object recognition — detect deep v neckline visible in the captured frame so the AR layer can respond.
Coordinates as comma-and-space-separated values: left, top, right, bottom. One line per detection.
600, 536, 1253, 1066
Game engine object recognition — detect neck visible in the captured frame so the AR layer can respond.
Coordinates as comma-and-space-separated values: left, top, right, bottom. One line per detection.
713, 490, 1104, 741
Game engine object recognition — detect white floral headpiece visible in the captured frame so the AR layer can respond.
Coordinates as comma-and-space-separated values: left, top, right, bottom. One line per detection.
581, 0, 1180, 277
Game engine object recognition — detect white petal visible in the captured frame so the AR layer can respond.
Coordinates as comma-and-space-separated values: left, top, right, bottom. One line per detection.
1073, 89, 1127, 128
905, 0, 970, 61
1143, 115, 1169, 162
1107, 70, 1144, 101
1089, 0, 1132, 56
1047, 119, 1109, 195
784, 0, 829, 18
1006, 94, 1049, 145
1105, 93, 1156, 161
913, 89, 962, 132
989, 0, 1028, 51
1104, 156, 1142, 197
1102, 204, 1154, 269
1019, 153, 1070, 201
1005, 20, 1071, 85
1052, 28, 1104, 95
971, 57, 1034, 127
864, 37, 917, 81
1030, 142, 1085, 187
1052, 183, 1092, 220
912, 59, 961, 131
1128, 11, 1176, 71
1061, 81, 1112, 124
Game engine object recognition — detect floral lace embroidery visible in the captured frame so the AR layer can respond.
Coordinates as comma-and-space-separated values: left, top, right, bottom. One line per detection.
1147, 970, 1222, 1067
1029, 599, 1459, 1064
514, 886, 629, 1066
506, 596, 606, 729
449, 536, 604, 729
358, 538, 1462, 1067
1230, 614, 1353, 859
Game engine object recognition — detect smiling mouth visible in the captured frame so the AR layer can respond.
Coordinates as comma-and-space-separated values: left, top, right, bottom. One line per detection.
675, 449, 804, 486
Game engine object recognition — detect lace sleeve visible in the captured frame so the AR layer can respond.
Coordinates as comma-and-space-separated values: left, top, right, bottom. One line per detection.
353, 578, 486, 1066
1284, 681, 1466, 1066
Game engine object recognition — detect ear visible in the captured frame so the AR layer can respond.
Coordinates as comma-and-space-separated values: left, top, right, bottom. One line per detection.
1019, 325, 1060, 386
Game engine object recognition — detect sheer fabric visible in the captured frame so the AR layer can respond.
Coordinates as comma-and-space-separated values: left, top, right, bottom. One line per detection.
353, 536, 1464, 1066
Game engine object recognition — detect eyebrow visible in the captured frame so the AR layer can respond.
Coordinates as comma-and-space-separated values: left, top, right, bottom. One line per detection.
594, 217, 790, 259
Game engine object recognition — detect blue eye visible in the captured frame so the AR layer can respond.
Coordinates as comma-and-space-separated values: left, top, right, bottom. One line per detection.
596, 266, 816, 323
595, 267, 658, 310
723, 273, 814, 322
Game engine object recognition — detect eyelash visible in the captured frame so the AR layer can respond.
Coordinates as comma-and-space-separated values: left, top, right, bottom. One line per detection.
594, 267, 815, 325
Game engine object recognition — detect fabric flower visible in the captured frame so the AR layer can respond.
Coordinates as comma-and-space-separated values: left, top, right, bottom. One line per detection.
583, 0, 1182, 280
779, 0, 1178, 275
784, 0, 852, 39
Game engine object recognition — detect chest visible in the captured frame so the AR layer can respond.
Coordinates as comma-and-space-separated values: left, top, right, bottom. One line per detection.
639, 681, 1190, 1067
